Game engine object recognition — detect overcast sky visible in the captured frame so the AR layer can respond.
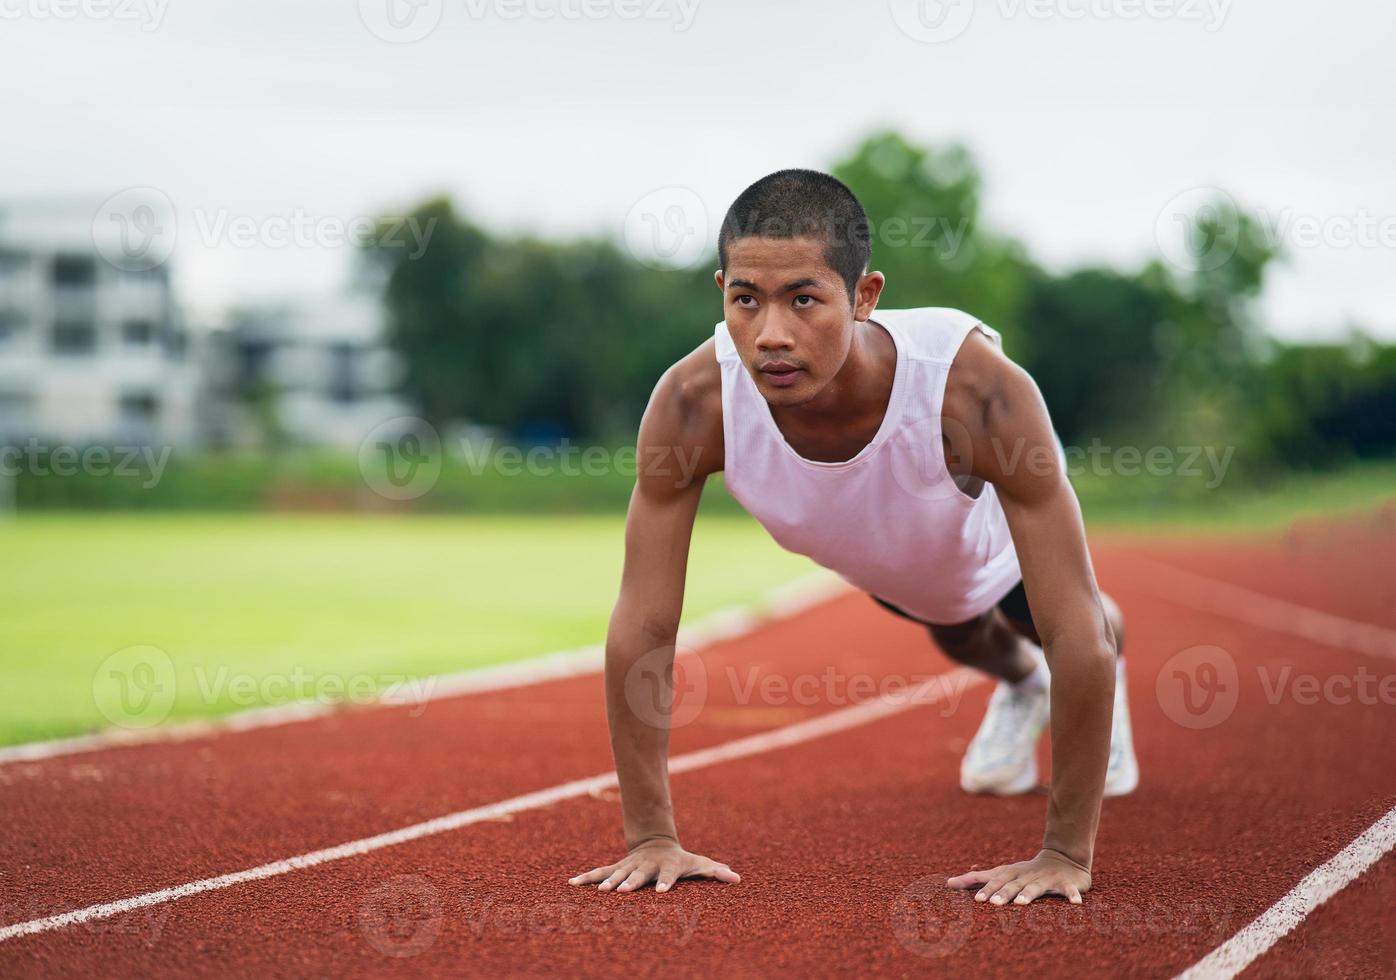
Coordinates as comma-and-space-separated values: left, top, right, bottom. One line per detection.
2, 0, 1392, 340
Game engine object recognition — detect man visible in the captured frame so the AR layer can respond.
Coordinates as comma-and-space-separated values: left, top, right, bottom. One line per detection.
569, 169, 1138, 907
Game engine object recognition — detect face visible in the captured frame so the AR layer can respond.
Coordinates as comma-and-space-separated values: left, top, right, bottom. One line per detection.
716, 236, 883, 407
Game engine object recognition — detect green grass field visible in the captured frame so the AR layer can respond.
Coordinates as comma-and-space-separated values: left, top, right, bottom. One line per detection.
2, 461, 1391, 748
0, 511, 818, 747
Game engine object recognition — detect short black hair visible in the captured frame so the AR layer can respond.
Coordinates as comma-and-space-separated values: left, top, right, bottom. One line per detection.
718, 169, 871, 302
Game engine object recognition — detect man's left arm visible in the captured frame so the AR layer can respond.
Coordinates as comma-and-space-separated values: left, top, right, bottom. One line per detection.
945, 340, 1117, 906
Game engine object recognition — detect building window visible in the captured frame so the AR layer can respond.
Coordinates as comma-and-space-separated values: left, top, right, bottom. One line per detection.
0, 250, 27, 280
237, 339, 274, 389
163, 327, 187, 359
119, 392, 160, 426
122, 266, 168, 286
0, 390, 30, 415
0, 390, 32, 439
328, 342, 358, 404
0, 310, 24, 345
52, 254, 96, 288
122, 319, 155, 346
52, 320, 97, 355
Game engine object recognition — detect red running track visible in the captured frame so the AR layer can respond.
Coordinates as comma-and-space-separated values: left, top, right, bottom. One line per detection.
1, 513, 1394, 978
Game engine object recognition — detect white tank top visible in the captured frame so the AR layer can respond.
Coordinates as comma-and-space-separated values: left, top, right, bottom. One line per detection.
714, 307, 1024, 625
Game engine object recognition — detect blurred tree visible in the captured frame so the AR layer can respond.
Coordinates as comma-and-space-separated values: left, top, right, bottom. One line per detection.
832, 131, 1030, 352
365, 197, 492, 426
364, 135, 1392, 485
364, 197, 710, 440
1245, 337, 1396, 467
1152, 197, 1282, 468
1018, 267, 1170, 443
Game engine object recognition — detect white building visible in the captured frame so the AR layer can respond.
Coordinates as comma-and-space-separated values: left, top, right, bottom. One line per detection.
0, 200, 413, 451
0, 200, 199, 446
203, 295, 413, 449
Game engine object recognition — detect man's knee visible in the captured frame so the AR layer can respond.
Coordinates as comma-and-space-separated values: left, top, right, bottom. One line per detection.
928, 614, 996, 666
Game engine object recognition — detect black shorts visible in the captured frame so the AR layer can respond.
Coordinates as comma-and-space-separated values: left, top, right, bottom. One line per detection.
870, 580, 1036, 631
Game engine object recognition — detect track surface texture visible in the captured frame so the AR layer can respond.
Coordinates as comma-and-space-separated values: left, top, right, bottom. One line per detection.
2, 510, 1394, 978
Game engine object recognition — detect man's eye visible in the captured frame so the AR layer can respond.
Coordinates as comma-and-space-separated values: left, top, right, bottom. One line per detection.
735, 295, 757, 307
794, 295, 815, 308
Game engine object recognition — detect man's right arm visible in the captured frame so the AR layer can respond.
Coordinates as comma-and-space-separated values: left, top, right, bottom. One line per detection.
568, 343, 740, 895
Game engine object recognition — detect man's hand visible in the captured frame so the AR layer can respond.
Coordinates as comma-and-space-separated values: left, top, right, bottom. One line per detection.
946, 849, 1091, 906
569, 839, 741, 894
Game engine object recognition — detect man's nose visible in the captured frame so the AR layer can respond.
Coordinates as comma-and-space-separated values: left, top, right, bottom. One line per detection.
754, 311, 796, 351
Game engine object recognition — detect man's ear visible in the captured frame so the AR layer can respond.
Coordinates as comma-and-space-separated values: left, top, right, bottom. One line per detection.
714, 269, 725, 292
853, 270, 886, 321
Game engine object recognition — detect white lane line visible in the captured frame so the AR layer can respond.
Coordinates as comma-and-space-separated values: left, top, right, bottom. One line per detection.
1128, 556, 1396, 661
1137, 557, 1396, 976
0, 668, 980, 944
0, 572, 849, 767
1174, 803, 1396, 980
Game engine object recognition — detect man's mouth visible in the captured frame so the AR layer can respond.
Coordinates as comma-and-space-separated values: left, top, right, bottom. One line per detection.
758, 361, 803, 387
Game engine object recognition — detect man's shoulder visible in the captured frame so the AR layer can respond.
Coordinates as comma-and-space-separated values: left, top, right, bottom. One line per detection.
641, 338, 724, 468
942, 321, 1034, 431
661, 337, 723, 421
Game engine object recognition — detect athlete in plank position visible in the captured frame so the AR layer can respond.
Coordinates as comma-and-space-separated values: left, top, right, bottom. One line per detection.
570, 170, 1139, 907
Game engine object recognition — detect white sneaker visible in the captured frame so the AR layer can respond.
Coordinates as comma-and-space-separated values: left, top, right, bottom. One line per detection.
1103, 659, 1140, 798
960, 672, 1051, 795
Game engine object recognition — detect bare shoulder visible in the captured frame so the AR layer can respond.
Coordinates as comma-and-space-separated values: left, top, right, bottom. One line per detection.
942, 327, 1043, 440
640, 337, 725, 484
944, 327, 1062, 493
